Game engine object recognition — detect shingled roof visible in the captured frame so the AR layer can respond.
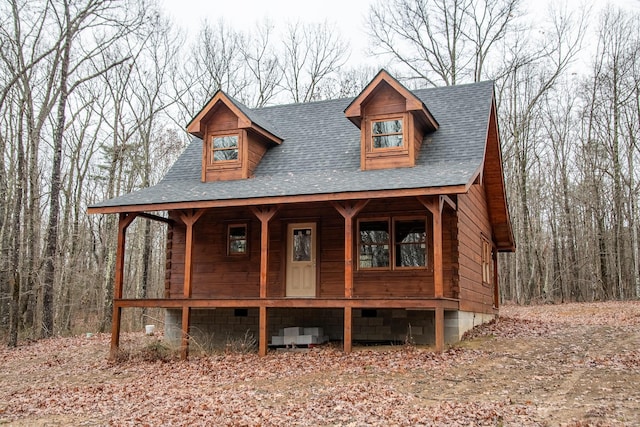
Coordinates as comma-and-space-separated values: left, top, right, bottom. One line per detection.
90, 80, 495, 210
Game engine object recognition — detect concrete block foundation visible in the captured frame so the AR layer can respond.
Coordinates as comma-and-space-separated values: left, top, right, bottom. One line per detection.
163, 308, 497, 350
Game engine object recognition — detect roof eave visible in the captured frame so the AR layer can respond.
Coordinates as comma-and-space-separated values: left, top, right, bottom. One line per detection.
87, 184, 470, 215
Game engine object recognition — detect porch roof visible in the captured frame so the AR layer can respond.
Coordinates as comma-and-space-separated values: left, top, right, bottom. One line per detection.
90, 81, 494, 210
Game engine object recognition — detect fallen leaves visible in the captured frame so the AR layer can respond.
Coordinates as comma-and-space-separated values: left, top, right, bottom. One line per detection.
0, 301, 638, 426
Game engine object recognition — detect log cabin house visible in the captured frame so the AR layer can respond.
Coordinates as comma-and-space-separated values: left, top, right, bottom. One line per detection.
88, 69, 514, 359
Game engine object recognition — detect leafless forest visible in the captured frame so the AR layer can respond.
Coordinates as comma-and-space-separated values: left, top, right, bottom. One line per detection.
1, 0, 639, 346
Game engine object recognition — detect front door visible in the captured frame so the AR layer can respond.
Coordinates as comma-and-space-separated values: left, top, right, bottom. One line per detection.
286, 223, 316, 297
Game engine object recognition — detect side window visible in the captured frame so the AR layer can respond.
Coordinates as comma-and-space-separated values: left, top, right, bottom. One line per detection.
482, 236, 494, 285
228, 224, 247, 255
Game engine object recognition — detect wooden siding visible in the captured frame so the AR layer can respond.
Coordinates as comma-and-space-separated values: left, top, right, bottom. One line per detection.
456, 183, 495, 313
246, 131, 268, 178
165, 197, 461, 301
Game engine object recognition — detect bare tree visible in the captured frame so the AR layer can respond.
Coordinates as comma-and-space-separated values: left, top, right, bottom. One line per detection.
280, 21, 349, 103
366, 0, 522, 86
41, 0, 148, 338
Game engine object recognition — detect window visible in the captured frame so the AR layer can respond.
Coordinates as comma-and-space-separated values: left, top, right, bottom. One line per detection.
372, 119, 403, 149
394, 219, 426, 268
211, 134, 239, 162
359, 220, 390, 268
228, 224, 247, 255
482, 236, 494, 285
358, 217, 427, 270
292, 228, 312, 261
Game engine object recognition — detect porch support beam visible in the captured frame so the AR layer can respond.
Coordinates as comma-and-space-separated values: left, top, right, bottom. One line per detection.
178, 209, 205, 359
137, 212, 175, 225
332, 200, 369, 299
259, 306, 268, 356
493, 249, 499, 308
435, 307, 444, 352
110, 212, 137, 359
419, 196, 445, 298
332, 200, 369, 354
251, 206, 278, 357
179, 209, 206, 299
344, 306, 352, 353
250, 206, 279, 299
181, 306, 191, 360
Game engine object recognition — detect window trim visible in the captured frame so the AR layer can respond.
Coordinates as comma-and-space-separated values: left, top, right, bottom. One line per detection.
357, 216, 428, 271
227, 223, 248, 256
481, 235, 494, 286
208, 132, 241, 165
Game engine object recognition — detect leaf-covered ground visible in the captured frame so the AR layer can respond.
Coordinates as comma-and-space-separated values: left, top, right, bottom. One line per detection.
0, 301, 638, 426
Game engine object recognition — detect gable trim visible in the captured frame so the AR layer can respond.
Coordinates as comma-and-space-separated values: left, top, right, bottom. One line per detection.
187, 90, 282, 145
344, 69, 439, 131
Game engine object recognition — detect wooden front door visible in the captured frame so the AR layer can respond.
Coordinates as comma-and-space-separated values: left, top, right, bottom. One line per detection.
286, 223, 316, 297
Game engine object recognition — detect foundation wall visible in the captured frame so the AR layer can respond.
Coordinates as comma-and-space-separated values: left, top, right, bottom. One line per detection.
164, 308, 496, 349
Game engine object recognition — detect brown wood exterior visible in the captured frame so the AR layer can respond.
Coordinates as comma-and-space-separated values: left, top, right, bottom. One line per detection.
164, 198, 457, 302
98, 71, 513, 360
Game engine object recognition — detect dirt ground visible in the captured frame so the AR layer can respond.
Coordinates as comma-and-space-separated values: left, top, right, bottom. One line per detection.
0, 301, 638, 426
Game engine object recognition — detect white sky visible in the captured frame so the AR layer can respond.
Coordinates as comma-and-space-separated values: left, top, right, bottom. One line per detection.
160, 0, 640, 68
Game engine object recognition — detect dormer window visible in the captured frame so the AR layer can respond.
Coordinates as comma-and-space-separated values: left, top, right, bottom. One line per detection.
344, 69, 439, 171
210, 134, 239, 163
372, 119, 403, 149
186, 90, 282, 182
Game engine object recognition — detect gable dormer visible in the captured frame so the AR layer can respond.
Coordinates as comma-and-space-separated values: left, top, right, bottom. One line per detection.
344, 70, 438, 171
187, 91, 282, 182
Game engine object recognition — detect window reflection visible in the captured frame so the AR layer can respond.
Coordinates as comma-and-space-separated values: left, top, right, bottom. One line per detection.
212, 135, 239, 161
293, 228, 311, 261
359, 220, 390, 268
395, 220, 426, 267
372, 119, 403, 149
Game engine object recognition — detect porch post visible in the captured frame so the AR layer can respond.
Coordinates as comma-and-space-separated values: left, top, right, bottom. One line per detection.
110, 212, 137, 359
435, 306, 444, 352
419, 197, 444, 298
344, 306, 352, 353
181, 305, 191, 360
250, 206, 279, 299
259, 306, 268, 356
332, 200, 369, 353
110, 305, 121, 358
178, 209, 206, 360
251, 206, 278, 357
493, 249, 499, 308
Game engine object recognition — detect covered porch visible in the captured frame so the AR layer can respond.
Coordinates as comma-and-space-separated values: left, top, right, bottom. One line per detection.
108, 194, 462, 359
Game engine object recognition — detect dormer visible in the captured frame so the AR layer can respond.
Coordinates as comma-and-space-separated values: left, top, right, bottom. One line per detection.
187, 91, 282, 182
344, 70, 439, 170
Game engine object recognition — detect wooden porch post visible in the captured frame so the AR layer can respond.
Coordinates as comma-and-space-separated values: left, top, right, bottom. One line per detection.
419, 196, 448, 353
110, 212, 137, 359
435, 306, 444, 352
251, 206, 278, 356
178, 209, 206, 360
332, 200, 369, 353
419, 196, 445, 298
344, 306, 352, 353
493, 250, 499, 309
181, 305, 191, 360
